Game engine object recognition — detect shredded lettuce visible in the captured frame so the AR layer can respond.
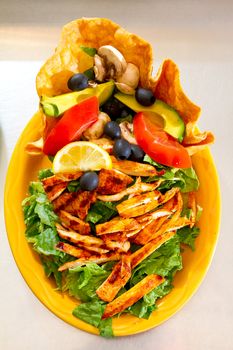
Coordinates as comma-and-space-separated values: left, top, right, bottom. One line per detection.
127, 236, 182, 319
64, 263, 111, 302
86, 200, 118, 224
22, 165, 201, 337
177, 226, 200, 251
67, 263, 113, 336
143, 155, 199, 193
73, 300, 105, 327
38, 168, 54, 180
67, 180, 81, 192
22, 181, 70, 289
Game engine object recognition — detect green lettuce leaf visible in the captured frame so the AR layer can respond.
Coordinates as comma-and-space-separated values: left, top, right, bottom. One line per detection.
40, 256, 63, 290
177, 226, 200, 251
64, 263, 110, 302
86, 201, 118, 224
128, 236, 182, 319
38, 168, 53, 180
143, 155, 199, 192
72, 300, 105, 328
67, 180, 81, 192
22, 180, 69, 289
99, 318, 114, 338
129, 279, 173, 319
30, 228, 60, 256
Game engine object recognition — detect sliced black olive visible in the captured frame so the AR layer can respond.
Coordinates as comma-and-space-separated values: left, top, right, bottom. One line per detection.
104, 121, 121, 139
135, 87, 156, 106
80, 172, 99, 191
130, 144, 145, 162
68, 73, 89, 91
113, 139, 131, 160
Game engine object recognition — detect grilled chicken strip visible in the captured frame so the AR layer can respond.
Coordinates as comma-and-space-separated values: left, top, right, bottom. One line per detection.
97, 177, 162, 202
96, 231, 175, 302
97, 169, 133, 195
58, 252, 121, 271
111, 156, 157, 177
116, 190, 160, 218
59, 210, 91, 235
102, 274, 165, 319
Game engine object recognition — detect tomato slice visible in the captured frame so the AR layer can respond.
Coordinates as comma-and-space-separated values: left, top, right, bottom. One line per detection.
133, 112, 191, 168
43, 96, 99, 155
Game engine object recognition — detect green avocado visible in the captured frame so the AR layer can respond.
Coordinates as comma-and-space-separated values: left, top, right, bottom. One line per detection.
41, 81, 115, 117
114, 92, 185, 141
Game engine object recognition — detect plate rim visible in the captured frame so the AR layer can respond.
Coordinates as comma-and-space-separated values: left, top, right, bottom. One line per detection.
4, 112, 221, 337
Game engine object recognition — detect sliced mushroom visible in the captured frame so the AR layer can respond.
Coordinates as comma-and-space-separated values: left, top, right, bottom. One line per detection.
115, 82, 135, 95
117, 63, 139, 89
119, 121, 137, 144
98, 45, 127, 78
83, 112, 111, 140
93, 54, 106, 82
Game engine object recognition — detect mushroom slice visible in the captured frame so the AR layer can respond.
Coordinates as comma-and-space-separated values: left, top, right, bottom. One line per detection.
117, 63, 139, 89
119, 122, 137, 144
83, 112, 111, 140
93, 54, 106, 81
98, 45, 127, 78
115, 82, 135, 95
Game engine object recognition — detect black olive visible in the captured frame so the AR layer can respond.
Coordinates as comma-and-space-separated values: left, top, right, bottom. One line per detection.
68, 73, 89, 91
104, 121, 121, 139
130, 144, 145, 162
102, 98, 125, 119
135, 88, 156, 106
80, 172, 99, 191
113, 139, 131, 160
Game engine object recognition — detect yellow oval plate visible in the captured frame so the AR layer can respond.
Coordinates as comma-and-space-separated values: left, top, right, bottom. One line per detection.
4, 112, 221, 336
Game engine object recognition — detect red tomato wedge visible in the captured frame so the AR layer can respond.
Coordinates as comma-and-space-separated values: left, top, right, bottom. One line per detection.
43, 96, 99, 155
133, 112, 191, 168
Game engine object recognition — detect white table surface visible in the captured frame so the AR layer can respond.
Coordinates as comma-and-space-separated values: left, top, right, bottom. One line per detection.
1, 1, 233, 349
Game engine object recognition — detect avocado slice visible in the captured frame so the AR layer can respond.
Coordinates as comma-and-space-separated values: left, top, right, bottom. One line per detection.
114, 92, 185, 141
41, 81, 115, 117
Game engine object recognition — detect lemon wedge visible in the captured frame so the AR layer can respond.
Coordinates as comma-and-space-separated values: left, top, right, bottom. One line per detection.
52, 141, 112, 174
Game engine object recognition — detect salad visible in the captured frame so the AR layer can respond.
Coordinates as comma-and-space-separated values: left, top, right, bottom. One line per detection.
22, 18, 214, 337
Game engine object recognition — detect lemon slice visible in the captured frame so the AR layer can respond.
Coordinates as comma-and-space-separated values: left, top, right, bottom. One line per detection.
52, 141, 112, 174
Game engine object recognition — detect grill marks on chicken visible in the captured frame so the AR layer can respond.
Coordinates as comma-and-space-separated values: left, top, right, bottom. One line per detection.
41, 169, 194, 317
97, 169, 133, 195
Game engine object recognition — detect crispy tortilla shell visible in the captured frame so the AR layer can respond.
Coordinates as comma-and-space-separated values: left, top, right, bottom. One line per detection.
36, 17, 154, 97
30, 18, 213, 155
